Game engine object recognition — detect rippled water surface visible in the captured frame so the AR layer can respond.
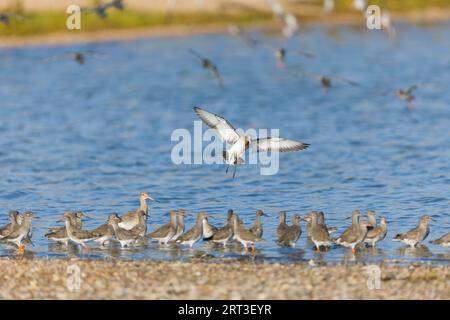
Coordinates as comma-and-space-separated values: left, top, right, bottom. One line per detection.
0, 22, 449, 264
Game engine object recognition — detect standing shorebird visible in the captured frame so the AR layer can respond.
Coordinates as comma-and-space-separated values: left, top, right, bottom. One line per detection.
317, 211, 337, 235
176, 212, 207, 248
170, 209, 185, 242
119, 192, 157, 230
194, 107, 309, 178
277, 211, 289, 238
148, 211, 177, 245
62, 212, 100, 252
304, 212, 333, 252
249, 210, 265, 240
128, 210, 148, 237
2, 212, 36, 254
233, 214, 259, 253
366, 211, 377, 228
277, 214, 302, 247
430, 232, 450, 247
202, 216, 218, 240
364, 216, 388, 248
305, 211, 318, 237
189, 49, 224, 87
0, 211, 20, 239
108, 213, 141, 248
335, 211, 370, 254
212, 210, 234, 247
89, 217, 115, 247
45, 212, 85, 245
394, 215, 432, 248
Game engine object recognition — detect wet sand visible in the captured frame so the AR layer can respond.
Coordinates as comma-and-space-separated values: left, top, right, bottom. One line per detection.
0, 258, 448, 299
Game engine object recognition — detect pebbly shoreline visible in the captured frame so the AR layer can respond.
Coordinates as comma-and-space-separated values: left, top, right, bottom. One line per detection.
0, 258, 448, 299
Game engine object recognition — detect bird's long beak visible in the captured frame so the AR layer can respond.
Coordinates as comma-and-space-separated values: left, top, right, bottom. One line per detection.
147, 195, 159, 202
206, 213, 222, 217
179, 210, 192, 216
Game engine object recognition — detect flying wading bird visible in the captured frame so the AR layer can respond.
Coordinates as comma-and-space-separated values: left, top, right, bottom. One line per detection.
0, 12, 24, 26
43, 51, 107, 65
81, 0, 124, 19
189, 49, 224, 87
382, 85, 418, 109
193, 107, 309, 178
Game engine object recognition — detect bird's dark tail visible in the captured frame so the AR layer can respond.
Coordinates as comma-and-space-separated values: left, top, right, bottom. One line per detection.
393, 233, 403, 240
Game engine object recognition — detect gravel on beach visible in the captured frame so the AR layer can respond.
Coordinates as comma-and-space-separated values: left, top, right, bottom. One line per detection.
0, 258, 448, 299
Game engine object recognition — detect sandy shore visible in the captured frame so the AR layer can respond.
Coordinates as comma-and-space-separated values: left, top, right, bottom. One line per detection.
0, 258, 448, 299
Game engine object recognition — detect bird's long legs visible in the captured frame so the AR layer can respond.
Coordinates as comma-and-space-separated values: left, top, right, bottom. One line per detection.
233, 166, 237, 179
18, 243, 25, 255
226, 164, 229, 174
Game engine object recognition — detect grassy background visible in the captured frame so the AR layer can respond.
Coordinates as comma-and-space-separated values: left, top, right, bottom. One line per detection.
0, 0, 449, 37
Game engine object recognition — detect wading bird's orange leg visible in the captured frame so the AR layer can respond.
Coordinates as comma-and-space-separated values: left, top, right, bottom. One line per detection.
351, 248, 356, 255
316, 246, 321, 252
18, 244, 25, 255
84, 245, 89, 254
250, 244, 255, 253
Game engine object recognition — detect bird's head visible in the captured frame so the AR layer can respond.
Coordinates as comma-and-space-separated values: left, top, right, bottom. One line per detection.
420, 215, 432, 225
140, 192, 157, 202
108, 213, 121, 224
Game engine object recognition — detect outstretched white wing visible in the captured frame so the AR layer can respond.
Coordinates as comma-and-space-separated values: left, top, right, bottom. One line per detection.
251, 137, 309, 153
193, 107, 240, 144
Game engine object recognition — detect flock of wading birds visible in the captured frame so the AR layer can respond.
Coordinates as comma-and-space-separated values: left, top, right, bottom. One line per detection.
0, 192, 449, 255
0, 2, 446, 256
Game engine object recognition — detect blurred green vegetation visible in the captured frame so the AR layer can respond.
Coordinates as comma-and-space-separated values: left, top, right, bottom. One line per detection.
0, 0, 449, 37
0, 10, 273, 36
332, 0, 450, 11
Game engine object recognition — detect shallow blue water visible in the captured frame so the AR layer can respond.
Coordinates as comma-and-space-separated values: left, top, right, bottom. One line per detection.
0, 22, 449, 264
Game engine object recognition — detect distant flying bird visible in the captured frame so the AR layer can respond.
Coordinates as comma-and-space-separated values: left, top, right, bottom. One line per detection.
383, 85, 418, 109
82, 0, 124, 19
44, 51, 107, 65
353, 0, 366, 11
381, 10, 396, 39
395, 85, 418, 108
228, 24, 260, 47
294, 70, 359, 93
265, 0, 299, 38
323, 0, 335, 14
189, 49, 224, 87
0, 12, 24, 26
193, 107, 309, 178
272, 47, 315, 68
